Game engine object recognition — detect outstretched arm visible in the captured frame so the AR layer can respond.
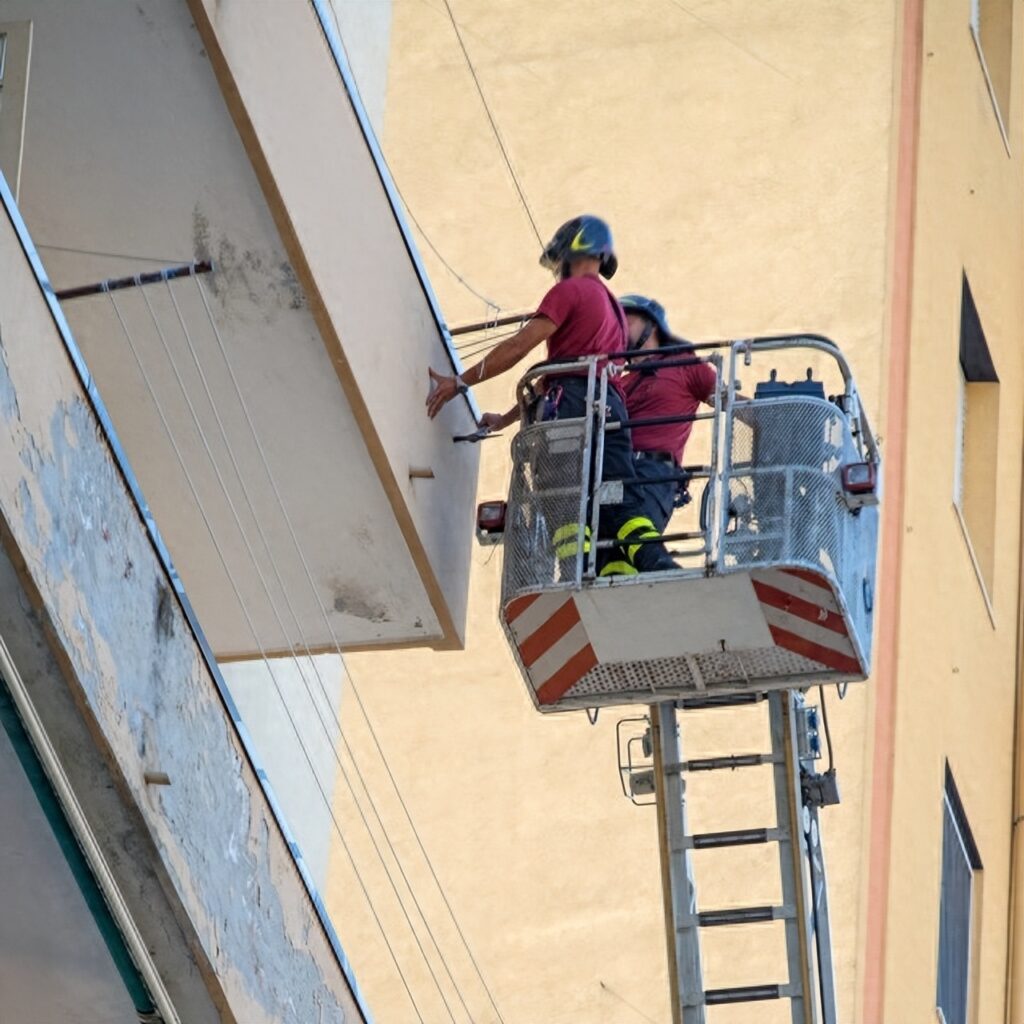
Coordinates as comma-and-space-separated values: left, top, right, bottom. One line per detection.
426, 316, 553, 419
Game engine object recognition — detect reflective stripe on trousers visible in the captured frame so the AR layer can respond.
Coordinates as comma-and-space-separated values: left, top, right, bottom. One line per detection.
552, 523, 591, 560
617, 515, 661, 563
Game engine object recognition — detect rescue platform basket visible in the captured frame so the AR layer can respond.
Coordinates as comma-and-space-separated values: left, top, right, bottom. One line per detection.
495, 335, 880, 713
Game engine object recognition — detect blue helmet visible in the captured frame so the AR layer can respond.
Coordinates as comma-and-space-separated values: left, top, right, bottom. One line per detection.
619, 293, 674, 346
540, 215, 618, 279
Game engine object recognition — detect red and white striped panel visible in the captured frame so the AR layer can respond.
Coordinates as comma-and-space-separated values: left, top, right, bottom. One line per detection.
750, 568, 862, 675
503, 592, 598, 706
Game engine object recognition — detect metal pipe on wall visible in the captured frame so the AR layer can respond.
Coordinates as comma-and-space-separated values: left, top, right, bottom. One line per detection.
1004, 379, 1024, 1023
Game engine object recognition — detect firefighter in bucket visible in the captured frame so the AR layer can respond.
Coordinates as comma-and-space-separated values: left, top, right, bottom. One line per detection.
426, 215, 675, 577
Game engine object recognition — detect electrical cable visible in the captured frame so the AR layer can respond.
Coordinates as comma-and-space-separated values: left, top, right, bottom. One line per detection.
153, 279, 467, 1023
193, 274, 506, 1023
440, 0, 545, 250
453, 326, 520, 351
453, 328, 521, 360
325, 0, 505, 314
163, 278, 477, 1021
36, 242, 187, 264
141, 282, 450, 1020
452, 340, 506, 359
401, 196, 504, 314
106, 286, 430, 1024
193, 274, 508, 1024
803, 808, 830, 1019
816, 685, 835, 773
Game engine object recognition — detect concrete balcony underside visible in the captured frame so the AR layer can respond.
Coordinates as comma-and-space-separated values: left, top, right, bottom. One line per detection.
3, 0, 479, 659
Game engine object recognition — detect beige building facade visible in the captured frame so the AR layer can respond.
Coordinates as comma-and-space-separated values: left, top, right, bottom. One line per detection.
327, 2, 1024, 1023
0, 1, 480, 1020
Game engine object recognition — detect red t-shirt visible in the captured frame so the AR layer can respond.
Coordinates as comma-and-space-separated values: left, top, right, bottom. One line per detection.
620, 354, 717, 460
535, 275, 628, 364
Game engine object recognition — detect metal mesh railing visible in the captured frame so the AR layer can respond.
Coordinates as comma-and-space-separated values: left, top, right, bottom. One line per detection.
721, 397, 876, 660
502, 418, 589, 599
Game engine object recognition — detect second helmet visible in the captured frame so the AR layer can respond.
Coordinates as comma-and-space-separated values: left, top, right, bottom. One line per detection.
619, 294, 673, 341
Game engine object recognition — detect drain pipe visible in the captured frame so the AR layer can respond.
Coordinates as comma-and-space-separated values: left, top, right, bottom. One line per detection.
1006, 432, 1024, 1024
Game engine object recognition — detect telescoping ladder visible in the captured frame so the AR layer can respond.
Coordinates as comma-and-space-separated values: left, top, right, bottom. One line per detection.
631, 690, 838, 1024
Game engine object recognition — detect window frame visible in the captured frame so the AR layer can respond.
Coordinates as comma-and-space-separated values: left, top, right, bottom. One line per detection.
936, 767, 983, 1024
953, 273, 1000, 619
968, 0, 1012, 152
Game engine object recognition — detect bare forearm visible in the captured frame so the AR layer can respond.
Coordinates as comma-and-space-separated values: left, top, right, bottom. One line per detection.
461, 317, 552, 386
426, 316, 551, 420
496, 405, 518, 428
479, 405, 519, 431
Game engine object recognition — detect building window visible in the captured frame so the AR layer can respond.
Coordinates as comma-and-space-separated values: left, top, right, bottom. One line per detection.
953, 274, 999, 594
970, 0, 1013, 135
937, 766, 982, 1024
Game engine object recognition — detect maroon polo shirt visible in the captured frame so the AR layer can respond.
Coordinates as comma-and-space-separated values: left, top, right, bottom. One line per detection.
620, 353, 717, 460
535, 275, 628, 366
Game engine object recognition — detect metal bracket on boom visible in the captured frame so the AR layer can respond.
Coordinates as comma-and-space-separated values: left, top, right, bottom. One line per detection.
616, 716, 656, 806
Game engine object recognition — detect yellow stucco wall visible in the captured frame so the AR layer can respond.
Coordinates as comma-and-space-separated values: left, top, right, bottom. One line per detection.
879, 3, 1024, 1023
324, 3, 1024, 1023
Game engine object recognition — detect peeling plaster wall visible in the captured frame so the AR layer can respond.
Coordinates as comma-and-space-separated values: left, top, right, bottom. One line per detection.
0, 202, 367, 1021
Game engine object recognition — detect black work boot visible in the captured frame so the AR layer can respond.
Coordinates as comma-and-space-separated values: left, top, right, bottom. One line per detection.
632, 544, 677, 573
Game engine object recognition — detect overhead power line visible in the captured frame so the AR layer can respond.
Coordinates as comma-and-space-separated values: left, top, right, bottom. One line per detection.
325, 0, 505, 316
199, 268, 507, 1020
164, 278, 465, 1022
106, 283, 431, 1022
454, 328, 521, 361
441, 0, 545, 251
103, 274, 509, 1023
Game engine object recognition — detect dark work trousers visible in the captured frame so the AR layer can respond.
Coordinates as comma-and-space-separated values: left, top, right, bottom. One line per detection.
543, 376, 673, 573
627, 455, 678, 535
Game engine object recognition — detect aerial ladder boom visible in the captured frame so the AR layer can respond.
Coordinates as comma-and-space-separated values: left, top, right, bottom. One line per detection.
476, 335, 879, 1022
637, 691, 837, 1023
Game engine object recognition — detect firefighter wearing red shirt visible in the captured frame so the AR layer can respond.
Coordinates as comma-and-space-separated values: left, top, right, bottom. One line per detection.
427, 216, 674, 575
619, 294, 717, 533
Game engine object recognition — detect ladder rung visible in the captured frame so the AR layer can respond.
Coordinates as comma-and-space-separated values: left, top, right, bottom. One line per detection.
704, 983, 786, 1005
678, 693, 766, 710
675, 752, 777, 772
682, 826, 784, 850
696, 904, 792, 928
